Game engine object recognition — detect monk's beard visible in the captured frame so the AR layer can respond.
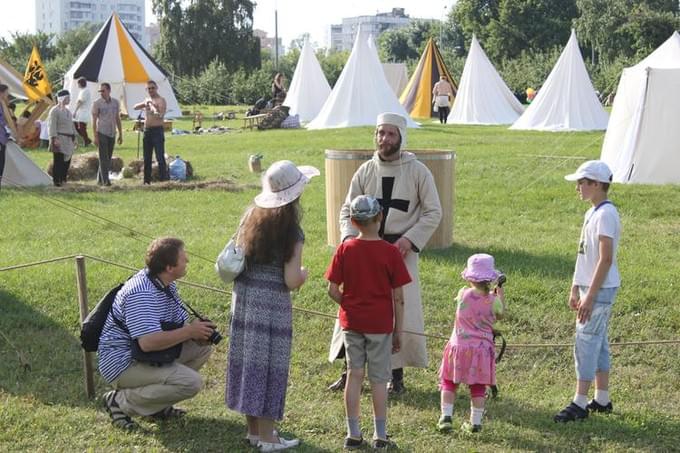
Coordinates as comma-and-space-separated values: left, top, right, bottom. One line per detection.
376, 138, 402, 159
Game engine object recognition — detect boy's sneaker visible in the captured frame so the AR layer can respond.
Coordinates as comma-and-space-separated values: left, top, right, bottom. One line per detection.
554, 402, 588, 422
461, 422, 482, 433
343, 436, 363, 450
372, 437, 394, 449
587, 399, 613, 413
437, 415, 453, 432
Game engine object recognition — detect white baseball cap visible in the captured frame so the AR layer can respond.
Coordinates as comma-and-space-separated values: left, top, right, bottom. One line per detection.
564, 160, 613, 183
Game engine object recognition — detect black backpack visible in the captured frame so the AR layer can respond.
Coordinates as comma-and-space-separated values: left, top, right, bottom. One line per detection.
80, 282, 125, 352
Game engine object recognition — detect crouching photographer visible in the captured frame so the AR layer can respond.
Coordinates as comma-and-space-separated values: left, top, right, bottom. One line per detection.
98, 237, 218, 430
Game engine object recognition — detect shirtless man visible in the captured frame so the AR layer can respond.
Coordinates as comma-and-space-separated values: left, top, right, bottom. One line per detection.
134, 80, 167, 184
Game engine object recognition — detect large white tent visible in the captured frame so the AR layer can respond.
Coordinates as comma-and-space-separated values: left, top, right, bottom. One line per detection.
382, 63, 409, 96
600, 32, 680, 184
510, 30, 608, 131
449, 35, 524, 125
0, 58, 27, 99
283, 39, 331, 122
307, 28, 417, 129
2, 141, 52, 187
63, 12, 181, 119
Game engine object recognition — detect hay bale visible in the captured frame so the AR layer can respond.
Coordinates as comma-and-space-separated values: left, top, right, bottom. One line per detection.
68, 161, 93, 180
46, 152, 125, 180
127, 159, 144, 174
77, 152, 100, 173
46, 153, 98, 180
111, 156, 124, 172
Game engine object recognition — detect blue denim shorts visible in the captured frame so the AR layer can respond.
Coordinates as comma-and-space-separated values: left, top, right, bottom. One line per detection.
574, 286, 618, 381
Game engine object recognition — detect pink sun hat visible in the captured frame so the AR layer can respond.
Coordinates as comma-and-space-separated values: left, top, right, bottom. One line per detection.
461, 253, 500, 282
254, 160, 320, 208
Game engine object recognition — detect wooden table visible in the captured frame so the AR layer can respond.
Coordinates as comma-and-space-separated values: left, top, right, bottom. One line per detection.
242, 114, 267, 130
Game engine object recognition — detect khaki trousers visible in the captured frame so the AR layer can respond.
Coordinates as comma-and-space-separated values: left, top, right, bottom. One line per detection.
112, 340, 212, 416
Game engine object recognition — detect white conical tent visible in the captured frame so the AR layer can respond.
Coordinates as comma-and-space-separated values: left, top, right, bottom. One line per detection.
510, 30, 608, 131
382, 63, 409, 96
2, 141, 52, 187
601, 32, 680, 184
307, 28, 418, 129
0, 58, 28, 99
449, 35, 524, 125
63, 12, 181, 119
283, 40, 331, 122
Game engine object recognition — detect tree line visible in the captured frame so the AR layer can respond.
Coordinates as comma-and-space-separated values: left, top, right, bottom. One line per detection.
2, 0, 678, 106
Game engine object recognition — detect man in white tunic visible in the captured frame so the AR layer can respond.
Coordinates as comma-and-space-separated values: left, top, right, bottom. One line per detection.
328, 112, 442, 394
72, 77, 93, 146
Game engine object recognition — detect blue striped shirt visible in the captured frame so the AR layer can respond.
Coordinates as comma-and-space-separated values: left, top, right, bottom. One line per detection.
98, 270, 189, 383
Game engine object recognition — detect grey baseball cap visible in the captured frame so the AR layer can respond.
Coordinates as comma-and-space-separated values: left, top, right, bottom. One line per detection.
350, 195, 382, 220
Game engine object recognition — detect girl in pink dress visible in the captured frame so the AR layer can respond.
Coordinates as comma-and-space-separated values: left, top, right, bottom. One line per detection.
437, 253, 506, 433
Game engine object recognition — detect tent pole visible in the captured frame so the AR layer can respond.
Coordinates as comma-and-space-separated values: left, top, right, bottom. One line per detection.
275, 9, 279, 70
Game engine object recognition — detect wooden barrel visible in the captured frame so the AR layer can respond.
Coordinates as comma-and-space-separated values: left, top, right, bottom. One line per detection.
325, 149, 455, 249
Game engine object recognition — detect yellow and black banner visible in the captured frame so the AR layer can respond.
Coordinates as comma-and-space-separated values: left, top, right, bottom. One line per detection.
23, 46, 52, 101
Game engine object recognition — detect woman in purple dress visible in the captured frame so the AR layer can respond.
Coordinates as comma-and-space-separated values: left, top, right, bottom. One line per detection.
226, 160, 319, 452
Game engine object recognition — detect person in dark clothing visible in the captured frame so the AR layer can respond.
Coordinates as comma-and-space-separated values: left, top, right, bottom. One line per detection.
0, 84, 11, 190
271, 73, 287, 107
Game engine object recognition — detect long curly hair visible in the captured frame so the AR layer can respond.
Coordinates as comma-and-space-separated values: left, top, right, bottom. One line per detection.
238, 199, 301, 265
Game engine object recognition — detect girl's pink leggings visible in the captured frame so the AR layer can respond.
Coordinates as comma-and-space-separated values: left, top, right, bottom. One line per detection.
440, 380, 486, 398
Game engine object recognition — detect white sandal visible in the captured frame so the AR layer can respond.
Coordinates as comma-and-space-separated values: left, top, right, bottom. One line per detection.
246, 429, 278, 446
258, 436, 299, 452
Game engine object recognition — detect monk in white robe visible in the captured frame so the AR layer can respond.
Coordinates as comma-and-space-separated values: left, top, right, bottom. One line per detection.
328, 112, 442, 393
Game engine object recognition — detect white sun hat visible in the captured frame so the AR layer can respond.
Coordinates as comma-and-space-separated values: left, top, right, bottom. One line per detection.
254, 160, 320, 208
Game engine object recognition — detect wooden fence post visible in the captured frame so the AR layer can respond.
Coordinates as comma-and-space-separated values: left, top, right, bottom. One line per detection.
75, 256, 95, 399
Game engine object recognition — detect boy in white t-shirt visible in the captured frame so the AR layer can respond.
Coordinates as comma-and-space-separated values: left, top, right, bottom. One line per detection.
554, 160, 621, 423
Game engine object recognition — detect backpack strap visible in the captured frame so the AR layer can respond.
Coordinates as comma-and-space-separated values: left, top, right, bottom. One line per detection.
111, 312, 128, 333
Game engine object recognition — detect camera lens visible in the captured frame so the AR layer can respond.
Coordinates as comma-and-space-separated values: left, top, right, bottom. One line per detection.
209, 330, 223, 345
497, 274, 507, 287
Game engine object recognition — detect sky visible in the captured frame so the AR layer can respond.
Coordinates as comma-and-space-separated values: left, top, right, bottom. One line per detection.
0, 0, 452, 48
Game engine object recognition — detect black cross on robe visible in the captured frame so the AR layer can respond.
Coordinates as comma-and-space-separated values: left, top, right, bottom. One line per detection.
377, 176, 410, 237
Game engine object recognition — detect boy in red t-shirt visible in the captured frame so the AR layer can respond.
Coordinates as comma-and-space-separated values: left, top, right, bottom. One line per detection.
325, 195, 411, 450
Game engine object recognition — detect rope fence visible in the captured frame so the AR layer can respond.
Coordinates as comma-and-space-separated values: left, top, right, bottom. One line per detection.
1, 254, 679, 397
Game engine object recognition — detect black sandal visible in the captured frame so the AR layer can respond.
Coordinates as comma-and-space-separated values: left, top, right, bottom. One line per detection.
149, 406, 187, 420
554, 402, 588, 422
103, 390, 138, 431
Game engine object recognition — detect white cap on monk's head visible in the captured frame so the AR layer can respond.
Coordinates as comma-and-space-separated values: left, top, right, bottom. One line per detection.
376, 112, 407, 149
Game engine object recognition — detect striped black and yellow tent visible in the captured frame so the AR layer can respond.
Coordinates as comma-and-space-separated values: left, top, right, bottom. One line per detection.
399, 38, 457, 118
63, 12, 181, 118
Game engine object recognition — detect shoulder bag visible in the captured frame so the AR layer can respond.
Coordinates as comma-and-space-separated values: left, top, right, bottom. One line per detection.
215, 211, 250, 284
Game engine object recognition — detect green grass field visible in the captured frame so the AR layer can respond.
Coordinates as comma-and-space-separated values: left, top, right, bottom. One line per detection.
1, 114, 679, 452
